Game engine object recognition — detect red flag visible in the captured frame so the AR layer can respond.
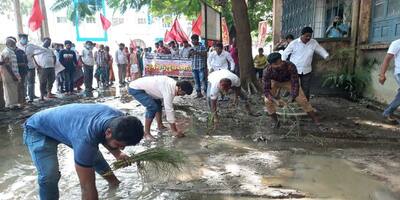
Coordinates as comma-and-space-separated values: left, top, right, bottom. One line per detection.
257, 21, 268, 47
28, 0, 44, 32
222, 18, 230, 46
169, 18, 189, 43
192, 14, 202, 36
164, 30, 174, 43
130, 40, 137, 49
100, 13, 111, 30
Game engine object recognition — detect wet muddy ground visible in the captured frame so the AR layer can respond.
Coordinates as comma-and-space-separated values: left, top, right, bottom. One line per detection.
0, 88, 399, 199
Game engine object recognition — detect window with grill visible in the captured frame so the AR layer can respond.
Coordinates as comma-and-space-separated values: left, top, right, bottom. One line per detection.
281, 0, 352, 39
56, 17, 67, 23
370, 0, 400, 43
112, 18, 124, 25
86, 17, 96, 24
138, 18, 147, 24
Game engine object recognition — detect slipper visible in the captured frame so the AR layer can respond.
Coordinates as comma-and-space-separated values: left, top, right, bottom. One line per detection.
318, 125, 329, 133
385, 116, 400, 125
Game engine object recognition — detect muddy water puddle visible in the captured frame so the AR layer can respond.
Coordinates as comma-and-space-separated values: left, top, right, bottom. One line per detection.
0, 101, 399, 199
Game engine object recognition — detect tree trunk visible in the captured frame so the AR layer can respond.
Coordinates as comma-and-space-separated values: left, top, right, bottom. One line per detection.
39, 0, 50, 39
231, 0, 259, 94
13, 0, 23, 35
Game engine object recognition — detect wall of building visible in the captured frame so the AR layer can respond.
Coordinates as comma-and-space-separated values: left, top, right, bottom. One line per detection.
272, 0, 398, 104
310, 39, 353, 96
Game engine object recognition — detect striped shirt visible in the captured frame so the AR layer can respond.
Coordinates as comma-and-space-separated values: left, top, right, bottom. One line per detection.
95, 50, 107, 67
0, 47, 20, 79
190, 45, 207, 70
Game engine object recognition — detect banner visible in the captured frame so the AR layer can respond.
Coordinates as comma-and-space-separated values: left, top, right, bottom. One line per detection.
257, 21, 268, 48
144, 56, 192, 78
201, 2, 221, 41
222, 17, 230, 46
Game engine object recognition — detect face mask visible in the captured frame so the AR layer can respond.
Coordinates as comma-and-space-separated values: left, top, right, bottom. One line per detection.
86, 45, 92, 50
20, 38, 28, 45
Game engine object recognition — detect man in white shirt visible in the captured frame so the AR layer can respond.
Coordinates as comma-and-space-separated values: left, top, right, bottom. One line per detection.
128, 76, 193, 140
179, 41, 192, 58
115, 43, 128, 87
207, 69, 257, 125
379, 39, 400, 124
17, 34, 48, 102
80, 41, 95, 92
282, 26, 329, 100
207, 42, 235, 73
168, 41, 180, 57
34, 37, 57, 100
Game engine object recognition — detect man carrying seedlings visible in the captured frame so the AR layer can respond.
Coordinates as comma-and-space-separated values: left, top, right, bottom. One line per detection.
263, 53, 320, 128
23, 104, 144, 200
128, 76, 193, 140
207, 69, 258, 125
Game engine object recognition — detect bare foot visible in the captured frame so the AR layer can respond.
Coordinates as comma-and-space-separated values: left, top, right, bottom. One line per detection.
157, 125, 168, 131
173, 133, 185, 138
144, 134, 156, 140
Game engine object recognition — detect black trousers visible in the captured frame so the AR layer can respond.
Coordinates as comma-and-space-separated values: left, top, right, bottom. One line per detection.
299, 72, 313, 101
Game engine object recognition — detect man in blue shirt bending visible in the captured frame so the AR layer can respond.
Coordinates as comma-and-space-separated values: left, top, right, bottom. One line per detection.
23, 103, 144, 200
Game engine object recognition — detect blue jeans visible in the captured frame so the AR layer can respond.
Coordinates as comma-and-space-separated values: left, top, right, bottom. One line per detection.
27, 69, 36, 101
100, 65, 109, 85
23, 126, 111, 200
128, 88, 162, 119
192, 69, 207, 93
383, 73, 400, 117
64, 68, 75, 93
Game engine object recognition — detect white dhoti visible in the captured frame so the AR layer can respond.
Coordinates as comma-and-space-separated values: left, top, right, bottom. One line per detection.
1, 69, 19, 107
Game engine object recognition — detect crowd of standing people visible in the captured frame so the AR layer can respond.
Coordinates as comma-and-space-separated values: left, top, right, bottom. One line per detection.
0, 34, 150, 111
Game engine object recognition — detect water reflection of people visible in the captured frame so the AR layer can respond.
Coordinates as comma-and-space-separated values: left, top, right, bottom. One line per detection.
23, 104, 144, 200
326, 16, 349, 38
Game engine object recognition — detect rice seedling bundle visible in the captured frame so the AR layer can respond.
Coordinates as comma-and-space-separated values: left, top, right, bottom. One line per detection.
104, 147, 186, 176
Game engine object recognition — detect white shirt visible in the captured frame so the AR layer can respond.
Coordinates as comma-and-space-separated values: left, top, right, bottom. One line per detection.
37, 48, 56, 68
207, 69, 240, 100
170, 47, 179, 56
207, 50, 235, 72
388, 39, 400, 75
180, 47, 192, 58
115, 49, 128, 65
129, 76, 177, 123
81, 48, 94, 66
282, 38, 329, 74
17, 43, 48, 69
